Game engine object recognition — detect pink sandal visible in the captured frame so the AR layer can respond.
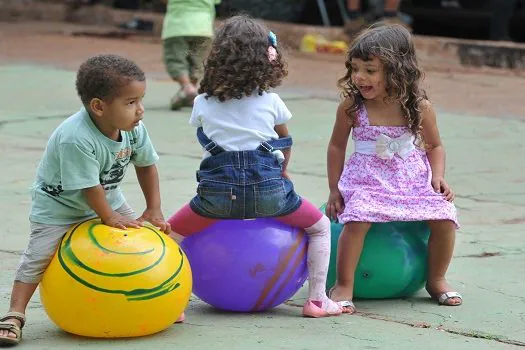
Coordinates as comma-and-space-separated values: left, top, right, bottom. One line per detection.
175, 312, 185, 323
302, 299, 343, 318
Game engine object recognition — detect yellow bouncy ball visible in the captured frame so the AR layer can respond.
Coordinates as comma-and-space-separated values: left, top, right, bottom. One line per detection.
39, 219, 192, 338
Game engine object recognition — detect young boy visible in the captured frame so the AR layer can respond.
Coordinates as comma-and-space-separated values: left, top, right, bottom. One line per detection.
0, 54, 171, 346
161, 0, 220, 110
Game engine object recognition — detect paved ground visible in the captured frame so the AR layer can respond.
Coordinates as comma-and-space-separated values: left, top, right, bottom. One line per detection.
0, 21, 524, 349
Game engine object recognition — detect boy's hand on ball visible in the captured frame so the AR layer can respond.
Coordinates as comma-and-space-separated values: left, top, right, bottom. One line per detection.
138, 208, 172, 234
103, 212, 143, 230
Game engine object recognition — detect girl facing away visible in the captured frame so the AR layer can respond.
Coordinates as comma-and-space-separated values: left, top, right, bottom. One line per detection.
168, 15, 343, 318
326, 24, 462, 314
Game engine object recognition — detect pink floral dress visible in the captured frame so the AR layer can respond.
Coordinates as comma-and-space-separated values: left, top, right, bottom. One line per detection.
337, 106, 459, 227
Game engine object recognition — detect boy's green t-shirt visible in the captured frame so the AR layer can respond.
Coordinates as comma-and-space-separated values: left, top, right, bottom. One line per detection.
30, 108, 159, 225
162, 0, 220, 39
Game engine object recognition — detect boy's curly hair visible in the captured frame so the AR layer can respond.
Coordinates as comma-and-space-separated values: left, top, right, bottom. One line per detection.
76, 54, 145, 106
338, 24, 427, 136
199, 15, 287, 101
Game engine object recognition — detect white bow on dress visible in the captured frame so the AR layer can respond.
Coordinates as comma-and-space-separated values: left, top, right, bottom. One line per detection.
375, 132, 416, 160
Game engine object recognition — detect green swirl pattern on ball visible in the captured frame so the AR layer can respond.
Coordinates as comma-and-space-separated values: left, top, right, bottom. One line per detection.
58, 220, 185, 301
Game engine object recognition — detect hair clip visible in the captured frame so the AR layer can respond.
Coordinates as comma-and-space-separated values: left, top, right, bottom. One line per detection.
268, 31, 277, 47
268, 46, 277, 62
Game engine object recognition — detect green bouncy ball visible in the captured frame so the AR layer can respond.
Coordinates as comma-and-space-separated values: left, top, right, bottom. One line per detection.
321, 203, 431, 299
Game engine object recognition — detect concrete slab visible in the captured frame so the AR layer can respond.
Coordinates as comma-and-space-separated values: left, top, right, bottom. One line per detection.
0, 65, 524, 349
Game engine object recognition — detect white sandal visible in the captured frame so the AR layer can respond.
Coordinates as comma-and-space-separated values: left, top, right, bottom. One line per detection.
436, 291, 463, 306
328, 287, 356, 314
337, 300, 356, 314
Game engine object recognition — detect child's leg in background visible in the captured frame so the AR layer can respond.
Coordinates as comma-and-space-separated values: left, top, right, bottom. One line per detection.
383, 0, 402, 16
426, 220, 461, 305
163, 36, 197, 110
344, 0, 367, 36
276, 199, 341, 315
329, 222, 371, 312
187, 36, 212, 87
346, 0, 361, 16
167, 204, 218, 242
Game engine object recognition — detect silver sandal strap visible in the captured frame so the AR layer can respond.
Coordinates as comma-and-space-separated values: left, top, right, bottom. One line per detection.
438, 292, 462, 304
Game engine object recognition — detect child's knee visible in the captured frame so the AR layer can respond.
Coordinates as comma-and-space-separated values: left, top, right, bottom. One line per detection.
15, 253, 54, 284
305, 215, 330, 236
115, 202, 137, 219
17, 223, 69, 284
343, 222, 371, 236
428, 219, 456, 233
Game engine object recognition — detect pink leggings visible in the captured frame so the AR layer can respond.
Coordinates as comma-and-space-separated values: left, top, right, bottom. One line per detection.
168, 199, 323, 237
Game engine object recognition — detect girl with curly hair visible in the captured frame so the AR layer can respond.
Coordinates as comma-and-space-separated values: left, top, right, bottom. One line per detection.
326, 24, 461, 314
168, 15, 343, 318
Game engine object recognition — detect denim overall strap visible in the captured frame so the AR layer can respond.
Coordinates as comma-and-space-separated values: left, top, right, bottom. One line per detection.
197, 127, 293, 154
192, 128, 302, 219
196, 127, 226, 156
257, 136, 293, 152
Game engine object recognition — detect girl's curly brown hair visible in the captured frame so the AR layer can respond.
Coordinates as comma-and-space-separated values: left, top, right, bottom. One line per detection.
199, 15, 287, 101
338, 24, 427, 136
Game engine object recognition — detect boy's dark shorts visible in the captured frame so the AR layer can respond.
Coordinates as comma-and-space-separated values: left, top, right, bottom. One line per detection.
163, 36, 212, 81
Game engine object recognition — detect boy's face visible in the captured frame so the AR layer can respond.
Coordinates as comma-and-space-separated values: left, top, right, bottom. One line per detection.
90, 80, 146, 138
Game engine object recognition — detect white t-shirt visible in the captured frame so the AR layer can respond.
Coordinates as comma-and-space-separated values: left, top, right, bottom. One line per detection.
189, 92, 292, 156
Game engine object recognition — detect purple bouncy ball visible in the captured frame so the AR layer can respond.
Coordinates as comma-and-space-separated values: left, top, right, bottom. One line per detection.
181, 218, 308, 312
